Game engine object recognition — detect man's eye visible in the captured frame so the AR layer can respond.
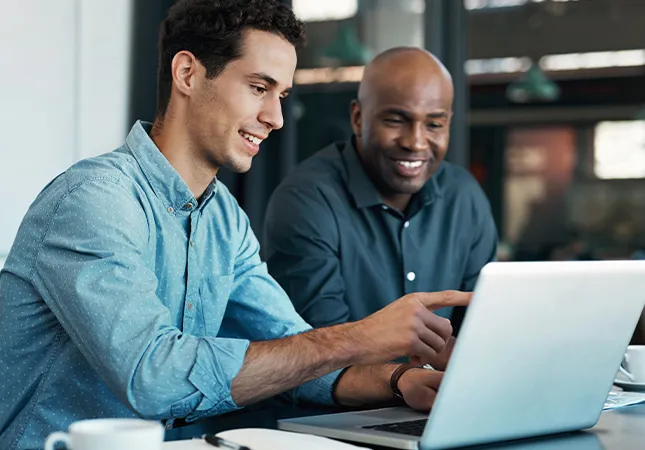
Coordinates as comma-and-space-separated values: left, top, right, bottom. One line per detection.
251, 85, 267, 94
384, 118, 403, 124
427, 122, 443, 129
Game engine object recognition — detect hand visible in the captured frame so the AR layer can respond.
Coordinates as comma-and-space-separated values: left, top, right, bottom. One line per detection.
413, 336, 456, 370
350, 291, 471, 366
397, 368, 444, 411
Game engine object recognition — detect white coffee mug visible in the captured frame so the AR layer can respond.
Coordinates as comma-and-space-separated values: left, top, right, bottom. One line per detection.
44, 418, 164, 450
619, 345, 645, 383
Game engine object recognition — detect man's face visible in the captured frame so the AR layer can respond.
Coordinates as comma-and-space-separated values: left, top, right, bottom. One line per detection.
187, 29, 296, 173
351, 73, 453, 197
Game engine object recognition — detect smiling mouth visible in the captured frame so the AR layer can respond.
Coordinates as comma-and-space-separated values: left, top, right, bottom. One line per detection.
239, 131, 264, 145
395, 160, 425, 169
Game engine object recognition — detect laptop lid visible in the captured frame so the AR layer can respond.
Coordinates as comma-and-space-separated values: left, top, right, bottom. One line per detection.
421, 261, 645, 449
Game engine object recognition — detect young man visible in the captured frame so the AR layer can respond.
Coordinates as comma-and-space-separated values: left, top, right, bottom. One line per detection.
264, 48, 498, 365
0, 2, 468, 449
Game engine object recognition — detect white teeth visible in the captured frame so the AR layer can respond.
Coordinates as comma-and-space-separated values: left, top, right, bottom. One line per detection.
240, 132, 263, 145
397, 160, 423, 168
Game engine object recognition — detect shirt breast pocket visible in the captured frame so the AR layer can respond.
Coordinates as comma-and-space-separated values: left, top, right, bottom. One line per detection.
199, 274, 235, 335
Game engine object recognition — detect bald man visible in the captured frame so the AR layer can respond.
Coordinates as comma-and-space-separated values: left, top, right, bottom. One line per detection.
263, 47, 497, 368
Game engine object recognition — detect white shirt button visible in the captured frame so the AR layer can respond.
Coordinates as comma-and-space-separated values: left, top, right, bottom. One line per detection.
167, 206, 174, 214
407, 271, 416, 281
403, 221, 410, 228
381, 205, 388, 210
189, 239, 195, 247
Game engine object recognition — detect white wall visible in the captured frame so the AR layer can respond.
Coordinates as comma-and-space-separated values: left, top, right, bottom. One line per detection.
0, 0, 133, 258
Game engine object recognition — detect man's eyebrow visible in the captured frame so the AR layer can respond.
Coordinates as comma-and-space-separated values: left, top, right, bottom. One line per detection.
380, 108, 449, 120
248, 72, 292, 94
381, 108, 413, 119
248, 72, 278, 86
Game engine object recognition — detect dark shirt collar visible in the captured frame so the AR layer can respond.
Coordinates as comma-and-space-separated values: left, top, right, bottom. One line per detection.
341, 137, 444, 212
125, 120, 218, 212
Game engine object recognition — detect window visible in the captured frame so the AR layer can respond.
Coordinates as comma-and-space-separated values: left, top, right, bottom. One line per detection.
465, 0, 578, 10
292, 0, 358, 22
594, 121, 645, 179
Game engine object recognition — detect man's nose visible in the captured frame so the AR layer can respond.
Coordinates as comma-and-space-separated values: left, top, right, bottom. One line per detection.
259, 96, 284, 131
400, 123, 429, 152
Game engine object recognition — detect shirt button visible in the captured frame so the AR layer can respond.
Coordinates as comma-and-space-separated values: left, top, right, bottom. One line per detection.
167, 206, 174, 214
187, 302, 193, 311
403, 221, 410, 228
189, 239, 195, 247
184, 203, 193, 209
381, 205, 388, 211
407, 271, 416, 281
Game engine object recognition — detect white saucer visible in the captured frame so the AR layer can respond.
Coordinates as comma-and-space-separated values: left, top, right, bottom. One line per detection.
614, 378, 645, 392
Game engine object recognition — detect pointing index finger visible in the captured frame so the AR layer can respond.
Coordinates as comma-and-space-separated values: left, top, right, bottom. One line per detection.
416, 290, 472, 311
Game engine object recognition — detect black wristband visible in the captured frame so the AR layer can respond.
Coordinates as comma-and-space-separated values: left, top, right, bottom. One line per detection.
390, 364, 415, 399
331, 366, 352, 406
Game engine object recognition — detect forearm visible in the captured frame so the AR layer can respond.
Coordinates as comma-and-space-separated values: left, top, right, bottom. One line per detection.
231, 322, 368, 406
230, 290, 471, 406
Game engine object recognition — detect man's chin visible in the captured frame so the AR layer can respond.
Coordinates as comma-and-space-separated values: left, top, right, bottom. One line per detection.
224, 158, 253, 174
390, 177, 428, 195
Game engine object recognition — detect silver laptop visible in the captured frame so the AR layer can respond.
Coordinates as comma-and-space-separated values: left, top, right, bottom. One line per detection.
279, 261, 645, 449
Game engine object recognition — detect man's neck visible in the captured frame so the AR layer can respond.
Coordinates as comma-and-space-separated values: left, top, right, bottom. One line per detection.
351, 140, 413, 213
150, 116, 217, 199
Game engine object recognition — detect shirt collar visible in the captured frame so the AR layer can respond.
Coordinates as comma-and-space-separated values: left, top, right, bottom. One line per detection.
125, 120, 218, 212
341, 136, 444, 211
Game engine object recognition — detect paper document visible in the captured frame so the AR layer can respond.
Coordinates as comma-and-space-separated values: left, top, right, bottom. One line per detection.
163, 428, 368, 449
604, 390, 645, 410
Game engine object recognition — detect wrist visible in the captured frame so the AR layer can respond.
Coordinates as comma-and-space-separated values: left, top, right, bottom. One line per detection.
331, 366, 353, 406
332, 364, 398, 407
390, 364, 415, 400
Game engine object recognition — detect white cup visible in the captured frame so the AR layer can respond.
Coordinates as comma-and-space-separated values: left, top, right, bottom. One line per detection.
619, 345, 645, 383
44, 418, 164, 450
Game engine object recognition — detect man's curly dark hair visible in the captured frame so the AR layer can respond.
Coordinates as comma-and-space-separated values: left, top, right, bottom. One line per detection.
156, 0, 306, 117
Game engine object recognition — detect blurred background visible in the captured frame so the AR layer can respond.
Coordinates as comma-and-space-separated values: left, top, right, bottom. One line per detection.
2, 0, 645, 337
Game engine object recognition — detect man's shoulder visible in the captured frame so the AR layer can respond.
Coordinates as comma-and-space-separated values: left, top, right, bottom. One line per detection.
282, 142, 347, 192
64, 148, 138, 189
436, 161, 486, 199
33, 148, 142, 213
434, 162, 493, 222
11, 149, 147, 263
267, 143, 349, 220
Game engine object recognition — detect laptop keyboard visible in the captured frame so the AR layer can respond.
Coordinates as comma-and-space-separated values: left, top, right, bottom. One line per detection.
362, 418, 428, 436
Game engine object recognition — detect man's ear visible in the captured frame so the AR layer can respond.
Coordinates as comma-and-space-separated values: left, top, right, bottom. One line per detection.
170, 50, 199, 99
349, 99, 362, 138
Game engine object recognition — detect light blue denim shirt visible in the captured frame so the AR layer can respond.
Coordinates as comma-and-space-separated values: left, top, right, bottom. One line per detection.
0, 121, 340, 450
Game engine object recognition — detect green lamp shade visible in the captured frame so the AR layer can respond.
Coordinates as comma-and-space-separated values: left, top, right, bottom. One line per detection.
319, 24, 372, 66
507, 62, 560, 103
